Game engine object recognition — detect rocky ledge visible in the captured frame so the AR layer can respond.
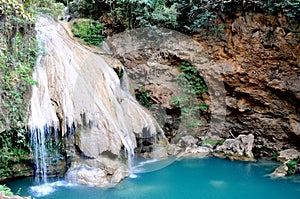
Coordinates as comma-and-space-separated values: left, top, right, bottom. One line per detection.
175, 135, 300, 177
176, 134, 255, 161
0, 192, 30, 199
271, 149, 300, 177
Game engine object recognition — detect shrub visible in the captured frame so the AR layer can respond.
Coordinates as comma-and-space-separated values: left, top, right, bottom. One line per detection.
72, 19, 104, 46
170, 61, 209, 128
0, 0, 37, 178
286, 158, 300, 175
136, 87, 153, 108
0, 184, 13, 196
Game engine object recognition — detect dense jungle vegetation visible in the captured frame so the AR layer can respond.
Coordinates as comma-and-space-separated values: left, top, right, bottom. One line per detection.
61, 0, 300, 35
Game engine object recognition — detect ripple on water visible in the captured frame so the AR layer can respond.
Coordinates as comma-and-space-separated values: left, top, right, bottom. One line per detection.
30, 181, 76, 197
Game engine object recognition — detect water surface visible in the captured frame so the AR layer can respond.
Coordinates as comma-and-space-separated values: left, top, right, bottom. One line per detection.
5, 157, 300, 199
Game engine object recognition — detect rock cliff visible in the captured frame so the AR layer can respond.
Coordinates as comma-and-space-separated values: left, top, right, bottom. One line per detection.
198, 13, 300, 157
108, 12, 300, 159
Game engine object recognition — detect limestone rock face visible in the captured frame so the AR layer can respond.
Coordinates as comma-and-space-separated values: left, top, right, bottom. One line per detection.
195, 13, 300, 156
33, 17, 165, 186
214, 134, 255, 161
109, 12, 299, 158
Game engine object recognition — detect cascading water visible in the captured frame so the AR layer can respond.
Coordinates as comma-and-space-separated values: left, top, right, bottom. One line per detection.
28, 50, 59, 183
28, 16, 167, 190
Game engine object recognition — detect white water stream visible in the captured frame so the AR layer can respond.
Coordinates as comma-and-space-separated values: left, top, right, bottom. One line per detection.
28, 16, 165, 189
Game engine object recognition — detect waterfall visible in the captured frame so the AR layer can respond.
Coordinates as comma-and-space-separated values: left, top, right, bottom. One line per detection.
28, 45, 59, 183
28, 16, 166, 187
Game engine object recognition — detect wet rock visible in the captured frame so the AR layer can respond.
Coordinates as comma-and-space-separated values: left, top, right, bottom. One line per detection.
271, 149, 300, 177
65, 165, 110, 186
0, 191, 30, 199
277, 149, 300, 162
150, 146, 169, 159
65, 164, 129, 186
271, 164, 289, 178
34, 16, 167, 186
214, 134, 255, 161
165, 143, 182, 156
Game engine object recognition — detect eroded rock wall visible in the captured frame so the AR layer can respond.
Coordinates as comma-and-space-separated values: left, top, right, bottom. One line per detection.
110, 12, 299, 158
194, 12, 300, 156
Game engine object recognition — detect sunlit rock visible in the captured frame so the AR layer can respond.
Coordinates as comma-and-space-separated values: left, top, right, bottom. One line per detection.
277, 149, 300, 163
214, 134, 255, 161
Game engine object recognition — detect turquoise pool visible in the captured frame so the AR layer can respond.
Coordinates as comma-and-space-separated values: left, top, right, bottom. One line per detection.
4, 157, 300, 199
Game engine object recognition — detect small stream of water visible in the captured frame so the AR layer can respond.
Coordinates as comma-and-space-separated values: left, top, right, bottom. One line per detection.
5, 157, 300, 199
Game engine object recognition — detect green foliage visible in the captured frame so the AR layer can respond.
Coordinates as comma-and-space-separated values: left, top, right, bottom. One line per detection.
33, 0, 65, 20
67, 0, 178, 30
0, 184, 14, 196
175, 0, 300, 32
114, 0, 178, 29
178, 61, 208, 94
203, 139, 225, 146
113, 67, 124, 78
136, 87, 152, 108
264, 0, 300, 18
66, 0, 299, 34
0, 0, 38, 178
68, 0, 101, 18
170, 61, 208, 128
271, 152, 279, 160
286, 158, 300, 175
72, 19, 104, 46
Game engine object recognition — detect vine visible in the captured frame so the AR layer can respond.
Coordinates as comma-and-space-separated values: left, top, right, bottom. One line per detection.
170, 61, 209, 128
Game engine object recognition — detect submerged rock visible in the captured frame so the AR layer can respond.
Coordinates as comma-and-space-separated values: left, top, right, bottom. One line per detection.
214, 134, 255, 161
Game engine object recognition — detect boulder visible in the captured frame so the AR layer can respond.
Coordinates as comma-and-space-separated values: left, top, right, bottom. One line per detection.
277, 149, 300, 162
214, 134, 255, 161
65, 165, 129, 187
185, 146, 211, 155
176, 136, 212, 157
177, 135, 198, 148
271, 149, 300, 177
270, 164, 289, 178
